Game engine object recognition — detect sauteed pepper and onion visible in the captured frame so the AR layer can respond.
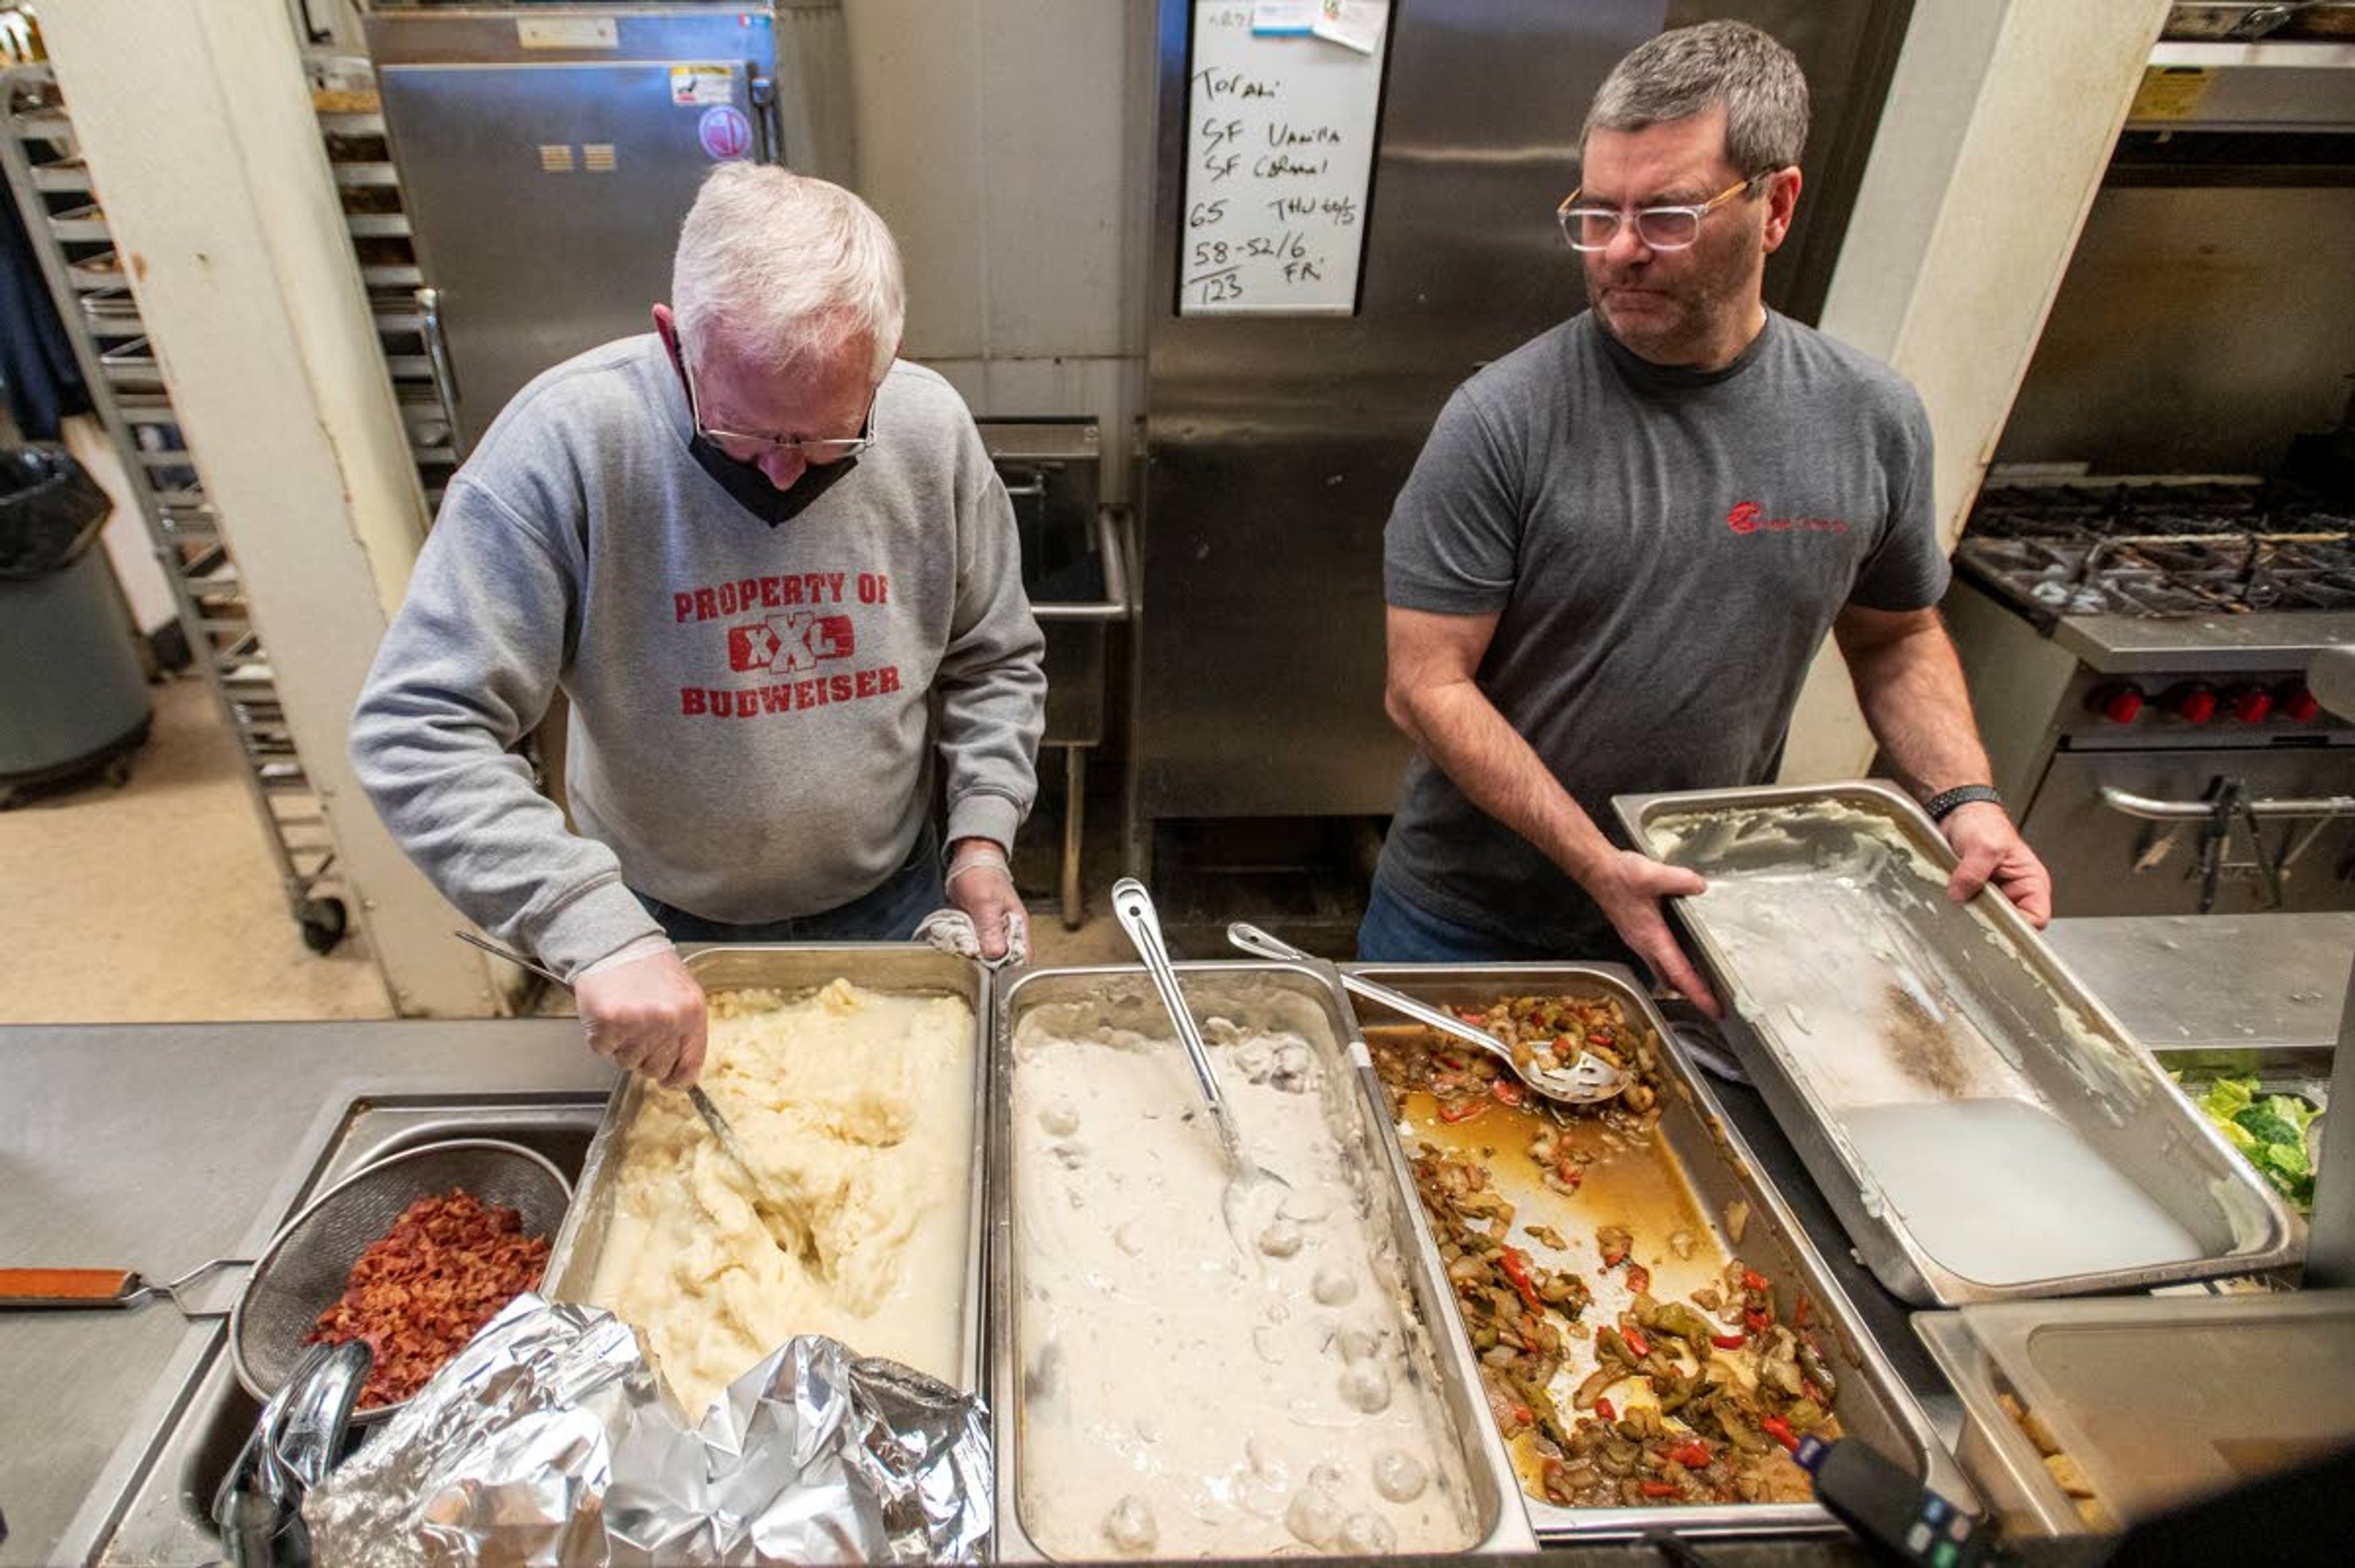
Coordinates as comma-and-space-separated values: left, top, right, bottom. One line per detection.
1369, 994, 1844, 1509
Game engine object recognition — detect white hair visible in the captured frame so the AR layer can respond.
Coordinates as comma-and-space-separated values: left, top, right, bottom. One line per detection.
670, 164, 906, 380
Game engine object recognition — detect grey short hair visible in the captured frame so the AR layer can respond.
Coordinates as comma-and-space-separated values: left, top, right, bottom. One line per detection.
1582, 21, 1810, 177
671, 164, 906, 379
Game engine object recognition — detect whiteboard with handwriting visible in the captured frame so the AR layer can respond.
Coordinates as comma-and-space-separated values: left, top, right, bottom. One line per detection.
1179, 2, 1392, 316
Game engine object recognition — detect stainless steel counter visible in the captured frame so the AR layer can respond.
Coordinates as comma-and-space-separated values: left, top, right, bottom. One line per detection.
2046, 912, 2354, 1052
2053, 608, 2355, 676
0, 1019, 608, 1567
6, 914, 2345, 1562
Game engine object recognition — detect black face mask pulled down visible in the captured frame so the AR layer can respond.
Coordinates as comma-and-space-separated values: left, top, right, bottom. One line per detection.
686, 432, 857, 526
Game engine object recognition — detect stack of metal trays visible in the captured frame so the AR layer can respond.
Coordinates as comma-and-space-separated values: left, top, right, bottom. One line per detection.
993, 960, 1536, 1561
1917, 1291, 2355, 1535
1614, 781, 2300, 1305
1346, 963, 1971, 1541
540, 944, 992, 1398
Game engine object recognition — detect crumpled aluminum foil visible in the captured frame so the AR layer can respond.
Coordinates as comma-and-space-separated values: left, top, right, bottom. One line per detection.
304, 1295, 991, 1567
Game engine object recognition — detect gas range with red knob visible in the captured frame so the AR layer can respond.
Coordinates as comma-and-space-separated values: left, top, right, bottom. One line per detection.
2164, 682, 2221, 724
2078, 673, 2337, 732
1947, 494, 2355, 917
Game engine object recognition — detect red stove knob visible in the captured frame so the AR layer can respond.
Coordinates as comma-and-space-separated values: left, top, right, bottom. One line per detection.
2229, 686, 2273, 724
2278, 683, 2322, 725
2166, 683, 2218, 724
2089, 683, 2145, 723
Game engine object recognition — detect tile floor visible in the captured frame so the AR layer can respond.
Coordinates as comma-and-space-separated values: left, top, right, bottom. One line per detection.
0, 675, 392, 1024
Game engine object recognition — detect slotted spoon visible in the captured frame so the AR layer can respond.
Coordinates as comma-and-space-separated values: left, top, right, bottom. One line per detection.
1225, 922, 1631, 1104
1108, 879, 1290, 1253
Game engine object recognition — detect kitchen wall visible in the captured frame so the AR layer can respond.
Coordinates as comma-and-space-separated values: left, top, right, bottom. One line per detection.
1994, 184, 2355, 476
276, 1, 2173, 806
843, 0, 1154, 499
1781, 0, 2172, 783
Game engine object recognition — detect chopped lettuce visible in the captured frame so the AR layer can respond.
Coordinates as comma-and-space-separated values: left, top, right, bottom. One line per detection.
2215, 1119, 2259, 1155
2198, 1077, 2256, 1118
2234, 1102, 2307, 1151
2171, 1071, 2321, 1214
2259, 1141, 2311, 1180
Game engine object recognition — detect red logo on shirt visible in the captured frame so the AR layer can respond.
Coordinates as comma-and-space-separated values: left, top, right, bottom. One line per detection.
728, 613, 855, 672
670, 570, 902, 721
1728, 500, 1848, 535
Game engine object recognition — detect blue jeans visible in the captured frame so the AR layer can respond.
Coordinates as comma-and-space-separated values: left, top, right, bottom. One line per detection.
1356, 874, 1641, 971
634, 825, 944, 944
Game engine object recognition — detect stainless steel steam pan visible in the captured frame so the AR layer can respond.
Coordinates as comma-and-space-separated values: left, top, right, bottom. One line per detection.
1349, 962, 1975, 1540
992, 960, 1535, 1561
1916, 1290, 2355, 1536
541, 944, 991, 1401
1614, 781, 2299, 1304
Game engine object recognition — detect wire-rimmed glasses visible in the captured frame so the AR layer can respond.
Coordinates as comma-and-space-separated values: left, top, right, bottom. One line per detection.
682, 359, 879, 462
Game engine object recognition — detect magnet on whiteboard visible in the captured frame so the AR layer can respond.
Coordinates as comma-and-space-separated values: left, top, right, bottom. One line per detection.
1313, 0, 1385, 53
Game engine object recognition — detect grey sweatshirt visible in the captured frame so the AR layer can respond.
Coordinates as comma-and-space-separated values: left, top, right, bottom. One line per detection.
350, 335, 1044, 977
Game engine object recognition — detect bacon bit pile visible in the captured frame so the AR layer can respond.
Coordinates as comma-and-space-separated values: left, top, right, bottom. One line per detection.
306, 1188, 550, 1409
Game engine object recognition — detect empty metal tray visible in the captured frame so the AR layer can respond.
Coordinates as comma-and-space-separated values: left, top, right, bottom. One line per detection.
1615, 781, 2299, 1304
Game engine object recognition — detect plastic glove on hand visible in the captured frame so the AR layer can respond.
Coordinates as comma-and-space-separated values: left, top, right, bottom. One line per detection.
914, 905, 1031, 969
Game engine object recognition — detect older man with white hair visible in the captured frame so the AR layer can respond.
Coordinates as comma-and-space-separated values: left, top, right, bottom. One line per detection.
353, 165, 1044, 1085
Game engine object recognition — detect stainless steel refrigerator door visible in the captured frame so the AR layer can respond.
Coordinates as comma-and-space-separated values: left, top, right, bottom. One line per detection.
377, 55, 758, 451
366, 6, 860, 453
1136, 0, 1666, 822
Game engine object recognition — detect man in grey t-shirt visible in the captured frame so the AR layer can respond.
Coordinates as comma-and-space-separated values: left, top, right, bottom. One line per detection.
1368, 22, 2050, 1009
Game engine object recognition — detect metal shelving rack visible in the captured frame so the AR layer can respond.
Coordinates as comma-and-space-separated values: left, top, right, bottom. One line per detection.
0, 60, 455, 954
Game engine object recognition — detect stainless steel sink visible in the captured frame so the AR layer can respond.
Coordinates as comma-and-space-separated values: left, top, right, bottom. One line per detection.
98, 1096, 605, 1566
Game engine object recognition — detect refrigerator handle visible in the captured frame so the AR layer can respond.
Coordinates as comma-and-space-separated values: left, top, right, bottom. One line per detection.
416, 286, 467, 463
749, 69, 781, 166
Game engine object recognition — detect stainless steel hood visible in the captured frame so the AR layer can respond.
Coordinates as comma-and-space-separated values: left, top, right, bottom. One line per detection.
2132, 40, 2355, 131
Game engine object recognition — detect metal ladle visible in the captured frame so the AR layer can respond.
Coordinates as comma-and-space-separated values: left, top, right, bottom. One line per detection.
1108, 880, 1291, 1252
1225, 923, 1631, 1106
453, 931, 820, 1266
213, 1337, 370, 1566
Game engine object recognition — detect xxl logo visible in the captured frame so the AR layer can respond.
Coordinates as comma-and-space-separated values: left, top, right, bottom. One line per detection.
728, 611, 856, 673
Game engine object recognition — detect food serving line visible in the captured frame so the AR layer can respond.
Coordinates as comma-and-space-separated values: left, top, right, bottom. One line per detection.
2, 794, 2350, 1566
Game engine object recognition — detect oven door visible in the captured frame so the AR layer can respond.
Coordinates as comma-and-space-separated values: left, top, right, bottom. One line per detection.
2023, 746, 2355, 916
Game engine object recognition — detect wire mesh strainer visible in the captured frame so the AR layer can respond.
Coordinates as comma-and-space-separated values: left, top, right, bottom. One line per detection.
229, 1138, 573, 1420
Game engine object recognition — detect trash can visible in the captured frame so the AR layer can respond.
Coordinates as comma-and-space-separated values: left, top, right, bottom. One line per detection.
0, 443, 151, 805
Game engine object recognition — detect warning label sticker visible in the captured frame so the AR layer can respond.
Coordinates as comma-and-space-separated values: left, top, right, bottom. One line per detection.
670, 64, 735, 107
2129, 66, 2215, 122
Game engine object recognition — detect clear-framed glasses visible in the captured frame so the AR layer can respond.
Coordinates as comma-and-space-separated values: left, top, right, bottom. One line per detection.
1555, 170, 1773, 253
682, 359, 878, 462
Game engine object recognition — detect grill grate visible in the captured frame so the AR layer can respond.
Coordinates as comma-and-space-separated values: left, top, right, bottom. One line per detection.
1958, 481, 2355, 618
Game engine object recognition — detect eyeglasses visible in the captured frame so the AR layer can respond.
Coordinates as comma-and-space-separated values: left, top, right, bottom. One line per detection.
1556, 171, 1773, 253
681, 358, 878, 462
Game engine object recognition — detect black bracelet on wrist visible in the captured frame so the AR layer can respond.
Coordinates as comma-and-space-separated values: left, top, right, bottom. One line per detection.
1923, 783, 2004, 823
